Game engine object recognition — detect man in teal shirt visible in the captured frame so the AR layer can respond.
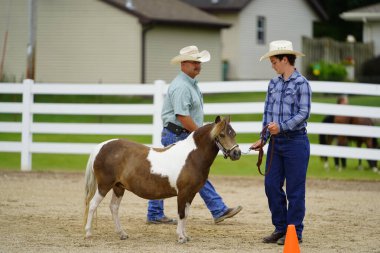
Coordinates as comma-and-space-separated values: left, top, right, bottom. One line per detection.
147, 45, 242, 224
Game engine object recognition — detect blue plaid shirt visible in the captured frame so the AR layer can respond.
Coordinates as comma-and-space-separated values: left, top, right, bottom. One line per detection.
262, 70, 311, 141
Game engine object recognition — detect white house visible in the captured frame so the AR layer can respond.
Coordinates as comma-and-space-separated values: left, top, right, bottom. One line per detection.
340, 3, 380, 57
183, 0, 328, 80
0, 0, 328, 83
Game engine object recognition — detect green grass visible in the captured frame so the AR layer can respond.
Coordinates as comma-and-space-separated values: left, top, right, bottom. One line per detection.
1, 152, 379, 181
211, 155, 380, 180
0, 92, 379, 181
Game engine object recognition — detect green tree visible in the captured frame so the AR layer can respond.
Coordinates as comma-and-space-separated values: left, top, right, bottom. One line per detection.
314, 0, 380, 41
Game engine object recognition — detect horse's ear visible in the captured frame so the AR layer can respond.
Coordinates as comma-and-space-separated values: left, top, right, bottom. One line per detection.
225, 115, 231, 123
211, 116, 224, 138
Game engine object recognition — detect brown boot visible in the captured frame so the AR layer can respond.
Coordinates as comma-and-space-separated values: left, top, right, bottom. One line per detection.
214, 206, 243, 224
146, 216, 177, 225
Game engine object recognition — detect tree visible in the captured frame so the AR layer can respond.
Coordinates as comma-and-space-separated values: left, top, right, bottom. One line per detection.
314, 0, 380, 41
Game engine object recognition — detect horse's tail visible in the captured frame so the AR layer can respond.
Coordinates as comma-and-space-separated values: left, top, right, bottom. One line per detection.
83, 148, 98, 228
319, 133, 328, 161
319, 133, 327, 145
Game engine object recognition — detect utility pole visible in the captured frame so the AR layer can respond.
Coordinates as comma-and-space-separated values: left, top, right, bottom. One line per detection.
26, 0, 37, 80
0, 0, 11, 81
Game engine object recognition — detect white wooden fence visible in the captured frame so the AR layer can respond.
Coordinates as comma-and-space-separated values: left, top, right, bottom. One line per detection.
0, 79, 379, 171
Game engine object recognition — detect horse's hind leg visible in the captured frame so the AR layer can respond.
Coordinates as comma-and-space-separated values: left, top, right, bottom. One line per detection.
85, 189, 104, 239
110, 186, 128, 240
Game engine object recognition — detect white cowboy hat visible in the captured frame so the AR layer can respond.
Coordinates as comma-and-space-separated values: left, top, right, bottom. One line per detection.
259, 40, 305, 61
171, 45, 211, 64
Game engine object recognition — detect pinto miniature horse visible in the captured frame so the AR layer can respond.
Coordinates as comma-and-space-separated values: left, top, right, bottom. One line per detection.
84, 116, 241, 243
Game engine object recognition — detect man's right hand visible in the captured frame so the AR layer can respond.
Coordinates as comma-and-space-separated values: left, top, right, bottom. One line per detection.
250, 139, 264, 151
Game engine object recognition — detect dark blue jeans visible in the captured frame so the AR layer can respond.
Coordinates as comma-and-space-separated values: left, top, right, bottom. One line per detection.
264, 132, 310, 239
147, 128, 228, 221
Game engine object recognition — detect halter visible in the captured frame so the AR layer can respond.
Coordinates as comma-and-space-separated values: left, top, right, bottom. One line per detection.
215, 137, 239, 159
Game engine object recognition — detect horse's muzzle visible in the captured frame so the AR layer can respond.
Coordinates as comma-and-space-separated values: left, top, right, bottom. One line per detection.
229, 147, 241, 161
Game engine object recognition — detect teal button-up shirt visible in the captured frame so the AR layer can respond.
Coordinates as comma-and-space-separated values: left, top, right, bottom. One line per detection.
161, 71, 204, 128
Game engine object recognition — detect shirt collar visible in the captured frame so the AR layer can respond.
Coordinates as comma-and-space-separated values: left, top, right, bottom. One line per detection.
279, 69, 300, 82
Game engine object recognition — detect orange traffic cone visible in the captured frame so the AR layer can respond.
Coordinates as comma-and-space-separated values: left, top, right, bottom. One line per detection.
283, 224, 300, 253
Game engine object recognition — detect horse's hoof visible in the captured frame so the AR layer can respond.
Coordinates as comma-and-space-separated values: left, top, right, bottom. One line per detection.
84, 233, 92, 239
178, 237, 189, 244
119, 232, 129, 240
120, 235, 128, 240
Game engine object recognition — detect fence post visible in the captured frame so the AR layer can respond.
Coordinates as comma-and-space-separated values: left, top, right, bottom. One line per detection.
152, 80, 166, 147
21, 79, 33, 171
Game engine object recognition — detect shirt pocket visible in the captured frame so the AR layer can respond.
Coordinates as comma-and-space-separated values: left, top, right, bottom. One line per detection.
268, 87, 280, 103
283, 88, 297, 105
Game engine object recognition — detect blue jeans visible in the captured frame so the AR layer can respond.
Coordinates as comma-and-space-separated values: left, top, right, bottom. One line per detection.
147, 128, 228, 221
265, 132, 310, 239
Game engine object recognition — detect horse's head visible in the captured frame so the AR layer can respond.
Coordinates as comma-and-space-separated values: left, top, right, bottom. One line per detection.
211, 116, 241, 161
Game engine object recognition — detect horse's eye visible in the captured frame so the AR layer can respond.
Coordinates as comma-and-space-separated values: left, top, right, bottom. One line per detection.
219, 132, 225, 138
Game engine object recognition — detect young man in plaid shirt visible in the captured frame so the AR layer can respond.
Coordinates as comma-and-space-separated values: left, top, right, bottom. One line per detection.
251, 40, 311, 245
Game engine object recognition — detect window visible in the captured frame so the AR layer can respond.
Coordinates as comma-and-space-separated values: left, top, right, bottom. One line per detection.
257, 16, 266, 45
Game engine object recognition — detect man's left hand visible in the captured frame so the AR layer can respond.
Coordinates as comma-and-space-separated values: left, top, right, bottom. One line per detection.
268, 122, 280, 135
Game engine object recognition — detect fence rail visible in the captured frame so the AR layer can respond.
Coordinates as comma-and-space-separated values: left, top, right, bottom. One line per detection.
0, 79, 379, 171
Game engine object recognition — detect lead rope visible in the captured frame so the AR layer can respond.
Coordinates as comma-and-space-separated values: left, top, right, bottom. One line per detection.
242, 125, 274, 176
257, 125, 274, 176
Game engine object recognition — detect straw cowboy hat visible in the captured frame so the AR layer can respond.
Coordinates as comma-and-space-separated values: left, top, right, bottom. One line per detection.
171, 45, 211, 64
260, 40, 305, 61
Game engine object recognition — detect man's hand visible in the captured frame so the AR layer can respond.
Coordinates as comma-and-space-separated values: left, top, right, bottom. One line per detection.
250, 139, 264, 151
268, 122, 280, 135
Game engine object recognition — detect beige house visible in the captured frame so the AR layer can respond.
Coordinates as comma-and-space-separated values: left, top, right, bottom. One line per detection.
183, 0, 328, 80
0, 0, 229, 83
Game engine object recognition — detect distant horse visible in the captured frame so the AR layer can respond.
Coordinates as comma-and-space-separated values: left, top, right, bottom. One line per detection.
319, 115, 378, 172
319, 115, 347, 170
84, 116, 241, 243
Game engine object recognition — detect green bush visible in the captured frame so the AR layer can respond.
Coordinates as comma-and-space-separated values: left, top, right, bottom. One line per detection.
309, 61, 347, 81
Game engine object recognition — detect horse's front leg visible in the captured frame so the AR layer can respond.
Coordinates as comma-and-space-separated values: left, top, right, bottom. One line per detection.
176, 193, 195, 243
110, 189, 128, 240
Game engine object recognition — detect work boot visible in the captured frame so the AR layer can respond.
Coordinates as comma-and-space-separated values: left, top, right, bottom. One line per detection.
262, 231, 285, 243
214, 205, 243, 224
146, 216, 177, 225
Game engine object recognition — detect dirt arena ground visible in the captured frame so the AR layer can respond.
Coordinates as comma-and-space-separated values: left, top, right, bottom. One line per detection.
0, 171, 379, 253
